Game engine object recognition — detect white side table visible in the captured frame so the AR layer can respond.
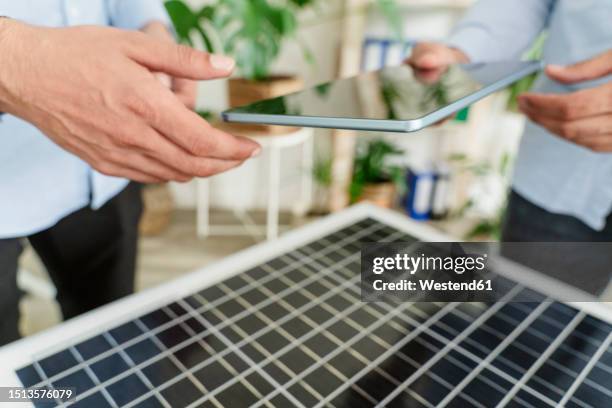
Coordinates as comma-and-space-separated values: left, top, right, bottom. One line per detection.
196, 126, 314, 241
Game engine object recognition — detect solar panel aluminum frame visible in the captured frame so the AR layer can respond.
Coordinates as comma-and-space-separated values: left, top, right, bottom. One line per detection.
0, 203, 610, 393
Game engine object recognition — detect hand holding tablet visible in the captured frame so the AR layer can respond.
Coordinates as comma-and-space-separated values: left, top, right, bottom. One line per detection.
223, 58, 542, 133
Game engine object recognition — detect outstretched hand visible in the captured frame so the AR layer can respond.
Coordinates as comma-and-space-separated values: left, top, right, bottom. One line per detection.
0, 19, 260, 183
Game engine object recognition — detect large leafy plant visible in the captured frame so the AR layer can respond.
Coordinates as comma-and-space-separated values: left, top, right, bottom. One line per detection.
350, 139, 405, 203
165, 0, 402, 81
165, 0, 317, 81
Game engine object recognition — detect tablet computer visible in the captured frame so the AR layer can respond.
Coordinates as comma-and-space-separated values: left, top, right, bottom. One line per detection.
222, 61, 542, 133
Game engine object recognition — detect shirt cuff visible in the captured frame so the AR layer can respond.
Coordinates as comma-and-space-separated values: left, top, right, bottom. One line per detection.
446, 25, 502, 63
110, 0, 170, 31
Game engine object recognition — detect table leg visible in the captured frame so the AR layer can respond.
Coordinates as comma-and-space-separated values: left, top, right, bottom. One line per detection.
267, 143, 281, 240
196, 178, 210, 238
295, 132, 314, 217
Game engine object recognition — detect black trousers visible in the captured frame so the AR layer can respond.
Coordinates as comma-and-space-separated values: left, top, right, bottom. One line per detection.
0, 183, 142, 346
501, 190, 612, 295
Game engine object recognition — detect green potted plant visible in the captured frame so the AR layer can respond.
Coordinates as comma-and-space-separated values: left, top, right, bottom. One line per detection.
350, 139, 405, 208
165, 0, 317, 133
448, 152, 513, 241
311, 154, 333, 214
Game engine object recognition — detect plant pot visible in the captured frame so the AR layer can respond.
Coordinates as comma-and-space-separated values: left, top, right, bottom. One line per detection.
139, 183, 174, 236
228, 75, 304, 135
357, 183, 397, 209
310, 185, 331, 215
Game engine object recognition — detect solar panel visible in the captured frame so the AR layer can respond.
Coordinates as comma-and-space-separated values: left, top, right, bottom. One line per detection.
4, 206, 612, 408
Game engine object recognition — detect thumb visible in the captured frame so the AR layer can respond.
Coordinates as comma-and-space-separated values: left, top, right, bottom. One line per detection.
128, 32, 235, 80
546, 50, 612, 84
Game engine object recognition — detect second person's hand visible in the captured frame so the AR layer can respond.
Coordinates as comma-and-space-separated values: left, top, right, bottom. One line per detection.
0, 19, 260, 183
406, 42, 469, 84
519, 50, 612, 152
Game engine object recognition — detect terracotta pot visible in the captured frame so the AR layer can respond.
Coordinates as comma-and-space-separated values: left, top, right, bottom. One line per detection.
228, 75, 303, 134
358, 183, 397, 208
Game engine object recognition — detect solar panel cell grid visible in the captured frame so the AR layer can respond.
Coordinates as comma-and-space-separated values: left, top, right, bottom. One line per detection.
14, 218, 612, 407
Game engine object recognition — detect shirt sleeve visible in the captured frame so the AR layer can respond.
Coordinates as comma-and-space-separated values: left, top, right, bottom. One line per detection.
446, 0, 555, 62
106, 0, 170, 30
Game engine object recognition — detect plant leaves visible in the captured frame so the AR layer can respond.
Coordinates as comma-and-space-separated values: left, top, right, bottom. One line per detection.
350, 139, 405, 202
375, 0, 403, 40
166, 0, 319, 81
164, 1, 198, 45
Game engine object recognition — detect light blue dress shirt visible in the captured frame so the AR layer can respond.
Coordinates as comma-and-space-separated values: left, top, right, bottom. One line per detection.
448, 0, 612, 230
0, 0, 169, 238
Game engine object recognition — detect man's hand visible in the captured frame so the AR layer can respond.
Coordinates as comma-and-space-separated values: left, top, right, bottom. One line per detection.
0, 19, 260, 183
406, 42, 469, 84
141, 21, 197, 109
519, 50, 612, 152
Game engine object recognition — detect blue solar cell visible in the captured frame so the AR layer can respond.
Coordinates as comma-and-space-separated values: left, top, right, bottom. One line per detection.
156, 324, 191, 349
108, 321, 142, 345
124, 337, 162, 365
75, 335, 112, 361
142, 357, 182, 387
140, 309, 173, 330
193, 360, 233, 391
106, 373, 149, 406
38, 350, 78, 379
91, 353, 130, 383
52, 368, 95, 397
173, 341, 212, 370
160, 377, 202, 407
16, 364, 41, 388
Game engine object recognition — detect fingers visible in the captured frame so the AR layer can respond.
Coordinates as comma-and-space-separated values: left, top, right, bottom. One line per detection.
120, 74, 260, 167
96, 143, 245, 182
60, 135, 164, 183
137, 128, 246, 178
111, 121, 248, 178
409, 51, 446, 70
412, 67, 448, 84
149, 89, 261, 161
154, 72, 172, 89
523, 108, 612, 141
408, 43, 452, 69
407, 43, 469, 68
68, 121, 246, 182
126, 32, 235, 81
523, 108, 612, 152
518, 86, 612, 121
100, 165, 163, 184
116, 150, 244, 182
172, 77, 198, 110
573, 134, 612, 152
546, 50, 612, 84
107, 149, 193, 182
407, 42, 468, 84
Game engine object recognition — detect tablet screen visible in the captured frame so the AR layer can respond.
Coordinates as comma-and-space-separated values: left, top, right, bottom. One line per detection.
223, 61, 539, 123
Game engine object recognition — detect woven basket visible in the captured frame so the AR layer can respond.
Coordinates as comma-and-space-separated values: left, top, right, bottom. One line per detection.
139, 183, 174, 236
